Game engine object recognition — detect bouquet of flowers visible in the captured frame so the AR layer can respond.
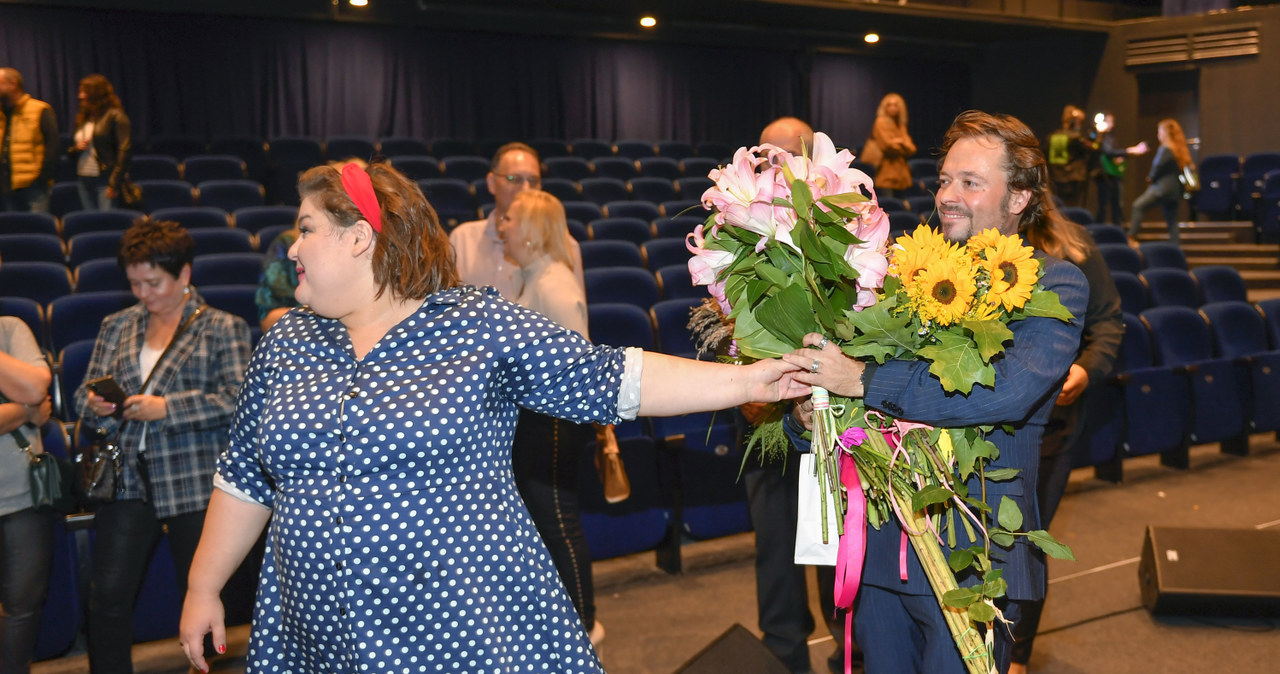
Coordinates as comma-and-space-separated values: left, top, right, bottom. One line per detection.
686, 134, 1076, 674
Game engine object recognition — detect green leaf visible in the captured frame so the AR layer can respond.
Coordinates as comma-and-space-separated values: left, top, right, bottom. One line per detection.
948, 548, 974, 573
990, 530, 1015, 547
1022, 287, 1074, 321
962, 318, 1014, 363
918, 330, 994, 394
1027, 530, 1077, 561
844, 302, 917, 353
997, 496, 1023, 531
967, 601, 996, 623
910, 484, 954, 512
790, 179, 814, 217
753, 260, 791, 288
942, 587, 979, 609
983, 468, 1021, 482
731, 308, 794, 359
755, 283, 818, 347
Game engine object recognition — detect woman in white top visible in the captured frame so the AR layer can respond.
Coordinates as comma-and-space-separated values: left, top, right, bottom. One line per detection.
497, 189, 604, 643
69, 74, 131, 211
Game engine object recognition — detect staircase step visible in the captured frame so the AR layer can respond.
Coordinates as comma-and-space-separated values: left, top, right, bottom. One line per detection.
1180, 243, 1278, 258
1186, 257, 1279, 271
1239, 269, 1280, 289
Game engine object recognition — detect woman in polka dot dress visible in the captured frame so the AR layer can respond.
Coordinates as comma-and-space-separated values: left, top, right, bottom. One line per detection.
179, 162, 808, 674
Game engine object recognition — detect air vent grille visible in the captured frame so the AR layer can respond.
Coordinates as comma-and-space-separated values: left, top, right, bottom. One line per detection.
1126, 25, 1259, 67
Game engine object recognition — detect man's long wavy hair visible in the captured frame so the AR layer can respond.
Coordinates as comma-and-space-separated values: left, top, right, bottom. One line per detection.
940, 110, 1090, 264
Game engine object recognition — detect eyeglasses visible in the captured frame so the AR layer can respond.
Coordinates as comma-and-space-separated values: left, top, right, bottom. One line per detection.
497, 174, 541, 188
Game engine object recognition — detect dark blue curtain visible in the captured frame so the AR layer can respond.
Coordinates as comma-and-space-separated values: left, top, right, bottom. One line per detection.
0, 4, 969, 148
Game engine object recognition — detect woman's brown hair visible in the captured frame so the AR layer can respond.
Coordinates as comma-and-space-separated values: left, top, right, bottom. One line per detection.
76, 74, 122, 128
297, 161, 458, 300
1159, 119, 1194, 170
117, 217, 194, 278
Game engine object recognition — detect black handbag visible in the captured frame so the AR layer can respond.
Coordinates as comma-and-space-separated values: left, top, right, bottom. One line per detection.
74, 421, 123, 505
74, 304, 207, 506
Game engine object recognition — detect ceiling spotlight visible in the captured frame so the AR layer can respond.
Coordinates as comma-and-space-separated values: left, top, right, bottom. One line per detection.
864, 33, 880, 44
350, 0, 368, 7
640, 16, 657, 28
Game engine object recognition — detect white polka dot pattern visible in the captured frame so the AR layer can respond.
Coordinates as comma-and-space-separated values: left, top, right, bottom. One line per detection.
218, 287, 625, 673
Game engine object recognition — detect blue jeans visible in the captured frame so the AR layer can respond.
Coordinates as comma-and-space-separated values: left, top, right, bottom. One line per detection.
1129, 184, 1181, 244
0, 183, 51, 214
0, 507, 56, 674
77, 175, 114, 211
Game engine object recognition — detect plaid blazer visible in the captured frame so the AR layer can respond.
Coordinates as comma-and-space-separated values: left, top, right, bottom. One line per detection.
75, 290, 251, 518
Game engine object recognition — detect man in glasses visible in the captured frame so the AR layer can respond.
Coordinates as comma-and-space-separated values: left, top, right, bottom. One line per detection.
449, 141, 583, 297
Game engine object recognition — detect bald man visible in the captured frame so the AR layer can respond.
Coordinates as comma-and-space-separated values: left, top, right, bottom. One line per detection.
743, 118, 861, 674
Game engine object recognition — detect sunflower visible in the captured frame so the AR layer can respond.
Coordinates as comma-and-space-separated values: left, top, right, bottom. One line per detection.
890, 225, 956, 286
977, 235, 1039, 312
908, 253, 976, 326
965, 228, 1009, 254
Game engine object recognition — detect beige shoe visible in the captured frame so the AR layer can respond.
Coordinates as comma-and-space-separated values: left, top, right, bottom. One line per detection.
589, 619, 605, 647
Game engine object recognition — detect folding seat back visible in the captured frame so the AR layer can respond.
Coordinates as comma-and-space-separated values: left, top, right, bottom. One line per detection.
200, 284, 259, 330
1060, 206, 1093, 225
50, 182, 84, 218
540, 178, 581, 203
656, 141, 695, 160
650, 297, 703, 359
641, 238, 690, 271
570, 138, 613, 160
1192, 153, 1240, 220
48, 290, 135, 353
579, 177, 630, 205
587, 303, 654, 350
1109, 271, 1149, 316
149, 206, 230, 230
67, 231, 123, 269
591, 157, 638, 181
584, 267, 659, 308
587, 217, 651, 245
1200, 301, 1280, 433
655, 264, 702, 300
232, 205, 298, 234
1191, 265, 1248, 304
0, 262, 71, 304
57, 339, 96, 421
62, 209, 143, 238
388, 155, 441, 181
603, 201, 661, 222
905, 195, 936, 215
1257, 298, 1280, 349
440, 155, 491, 183
679, 157, 719, 179
74, 258, 131, 293
1237, 152, 1280, 218
674, 176, 713, 199
427, 138, 476, 159
129, 154, 181, 181
612, 140, 654, 159
562, 201, 603, 225
190, 228, 255, 255
579, 240, 643, 269
0, 233, 64, 264
196, 180, 264, 212
1113, 313, 1188, 459
191, 253, 265, 286
877, 196, 907, 213
636, 157, 681, 180
529, 138, 570, 159
695, 141, 733, 161
324, 136, 376, 162
208, 136, 268, 182
543, 157, 593, 181
1085, 224, 1129, 244
629, 177, 678, 204
1098, 243, 1144, 275
0, 212, 58, 236
136, 179, 196, 212
1138, 242, 1188, 270
416, 179, 478, 228
661, 199, 710, 219
653, 215, 703, 240
182, 155, 247, 184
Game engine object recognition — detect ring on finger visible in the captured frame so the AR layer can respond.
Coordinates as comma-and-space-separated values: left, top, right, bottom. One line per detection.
816, 336, 830, 350
811, 359, 821, 374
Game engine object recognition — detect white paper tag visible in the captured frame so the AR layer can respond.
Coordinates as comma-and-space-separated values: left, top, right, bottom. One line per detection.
794, 453, 840, 566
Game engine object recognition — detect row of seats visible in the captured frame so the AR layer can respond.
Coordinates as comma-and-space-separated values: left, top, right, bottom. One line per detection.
1082, 299, 1280, 482
0, 207, 297, 239
1190, 151, 1280, 223
42, 179, 266, 218
2, 228, 281, 270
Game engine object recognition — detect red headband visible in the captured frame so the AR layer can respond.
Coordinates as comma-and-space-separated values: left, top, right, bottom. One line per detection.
340, 163, 382, 233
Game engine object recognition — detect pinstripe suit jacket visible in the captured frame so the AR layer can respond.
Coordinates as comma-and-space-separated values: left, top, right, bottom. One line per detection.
75, 290, 251, 518
860, 254, 1088, 601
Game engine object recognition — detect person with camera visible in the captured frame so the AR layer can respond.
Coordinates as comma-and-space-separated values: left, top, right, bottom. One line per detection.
74, 218, 250, 673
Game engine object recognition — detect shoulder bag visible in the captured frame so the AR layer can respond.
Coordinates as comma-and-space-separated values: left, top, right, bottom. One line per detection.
75, 305, 207, 505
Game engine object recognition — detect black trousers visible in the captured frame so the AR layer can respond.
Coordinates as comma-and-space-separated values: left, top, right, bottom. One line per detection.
0, 507, 56, 674
511, 410, 595, 631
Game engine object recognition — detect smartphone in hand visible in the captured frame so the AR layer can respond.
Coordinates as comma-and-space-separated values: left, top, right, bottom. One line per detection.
85, 375, 128, 417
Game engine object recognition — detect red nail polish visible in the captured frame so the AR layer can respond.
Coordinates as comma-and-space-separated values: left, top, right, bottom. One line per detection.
217, 644, 226, 654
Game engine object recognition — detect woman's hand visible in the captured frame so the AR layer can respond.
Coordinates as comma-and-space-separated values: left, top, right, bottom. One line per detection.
781, 333, 866, 398
744, 358, 809, 403
86, 391, 118, 418
28, 396, 52, 426
179, 589, 226, 673
75, 137, 89, 151
121, 394, 166, 422
1055, 364, 1089, 407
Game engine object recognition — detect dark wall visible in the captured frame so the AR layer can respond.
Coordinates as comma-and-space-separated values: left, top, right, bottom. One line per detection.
0, 4, 970, 151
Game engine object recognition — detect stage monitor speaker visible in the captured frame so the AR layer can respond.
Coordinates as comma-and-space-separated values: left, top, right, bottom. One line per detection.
1139, 525, 1280, 616
673, 623, 791, 674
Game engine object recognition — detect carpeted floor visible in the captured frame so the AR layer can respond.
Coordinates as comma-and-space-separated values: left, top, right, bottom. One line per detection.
34, 437, 1280, 673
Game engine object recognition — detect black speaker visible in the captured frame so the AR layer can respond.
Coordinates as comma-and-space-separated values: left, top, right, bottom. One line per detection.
673, 623, 791, 674
1139, 526, 1280, 616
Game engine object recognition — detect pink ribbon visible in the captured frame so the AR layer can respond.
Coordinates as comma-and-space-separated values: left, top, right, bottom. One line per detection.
832, 452, 865, 674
